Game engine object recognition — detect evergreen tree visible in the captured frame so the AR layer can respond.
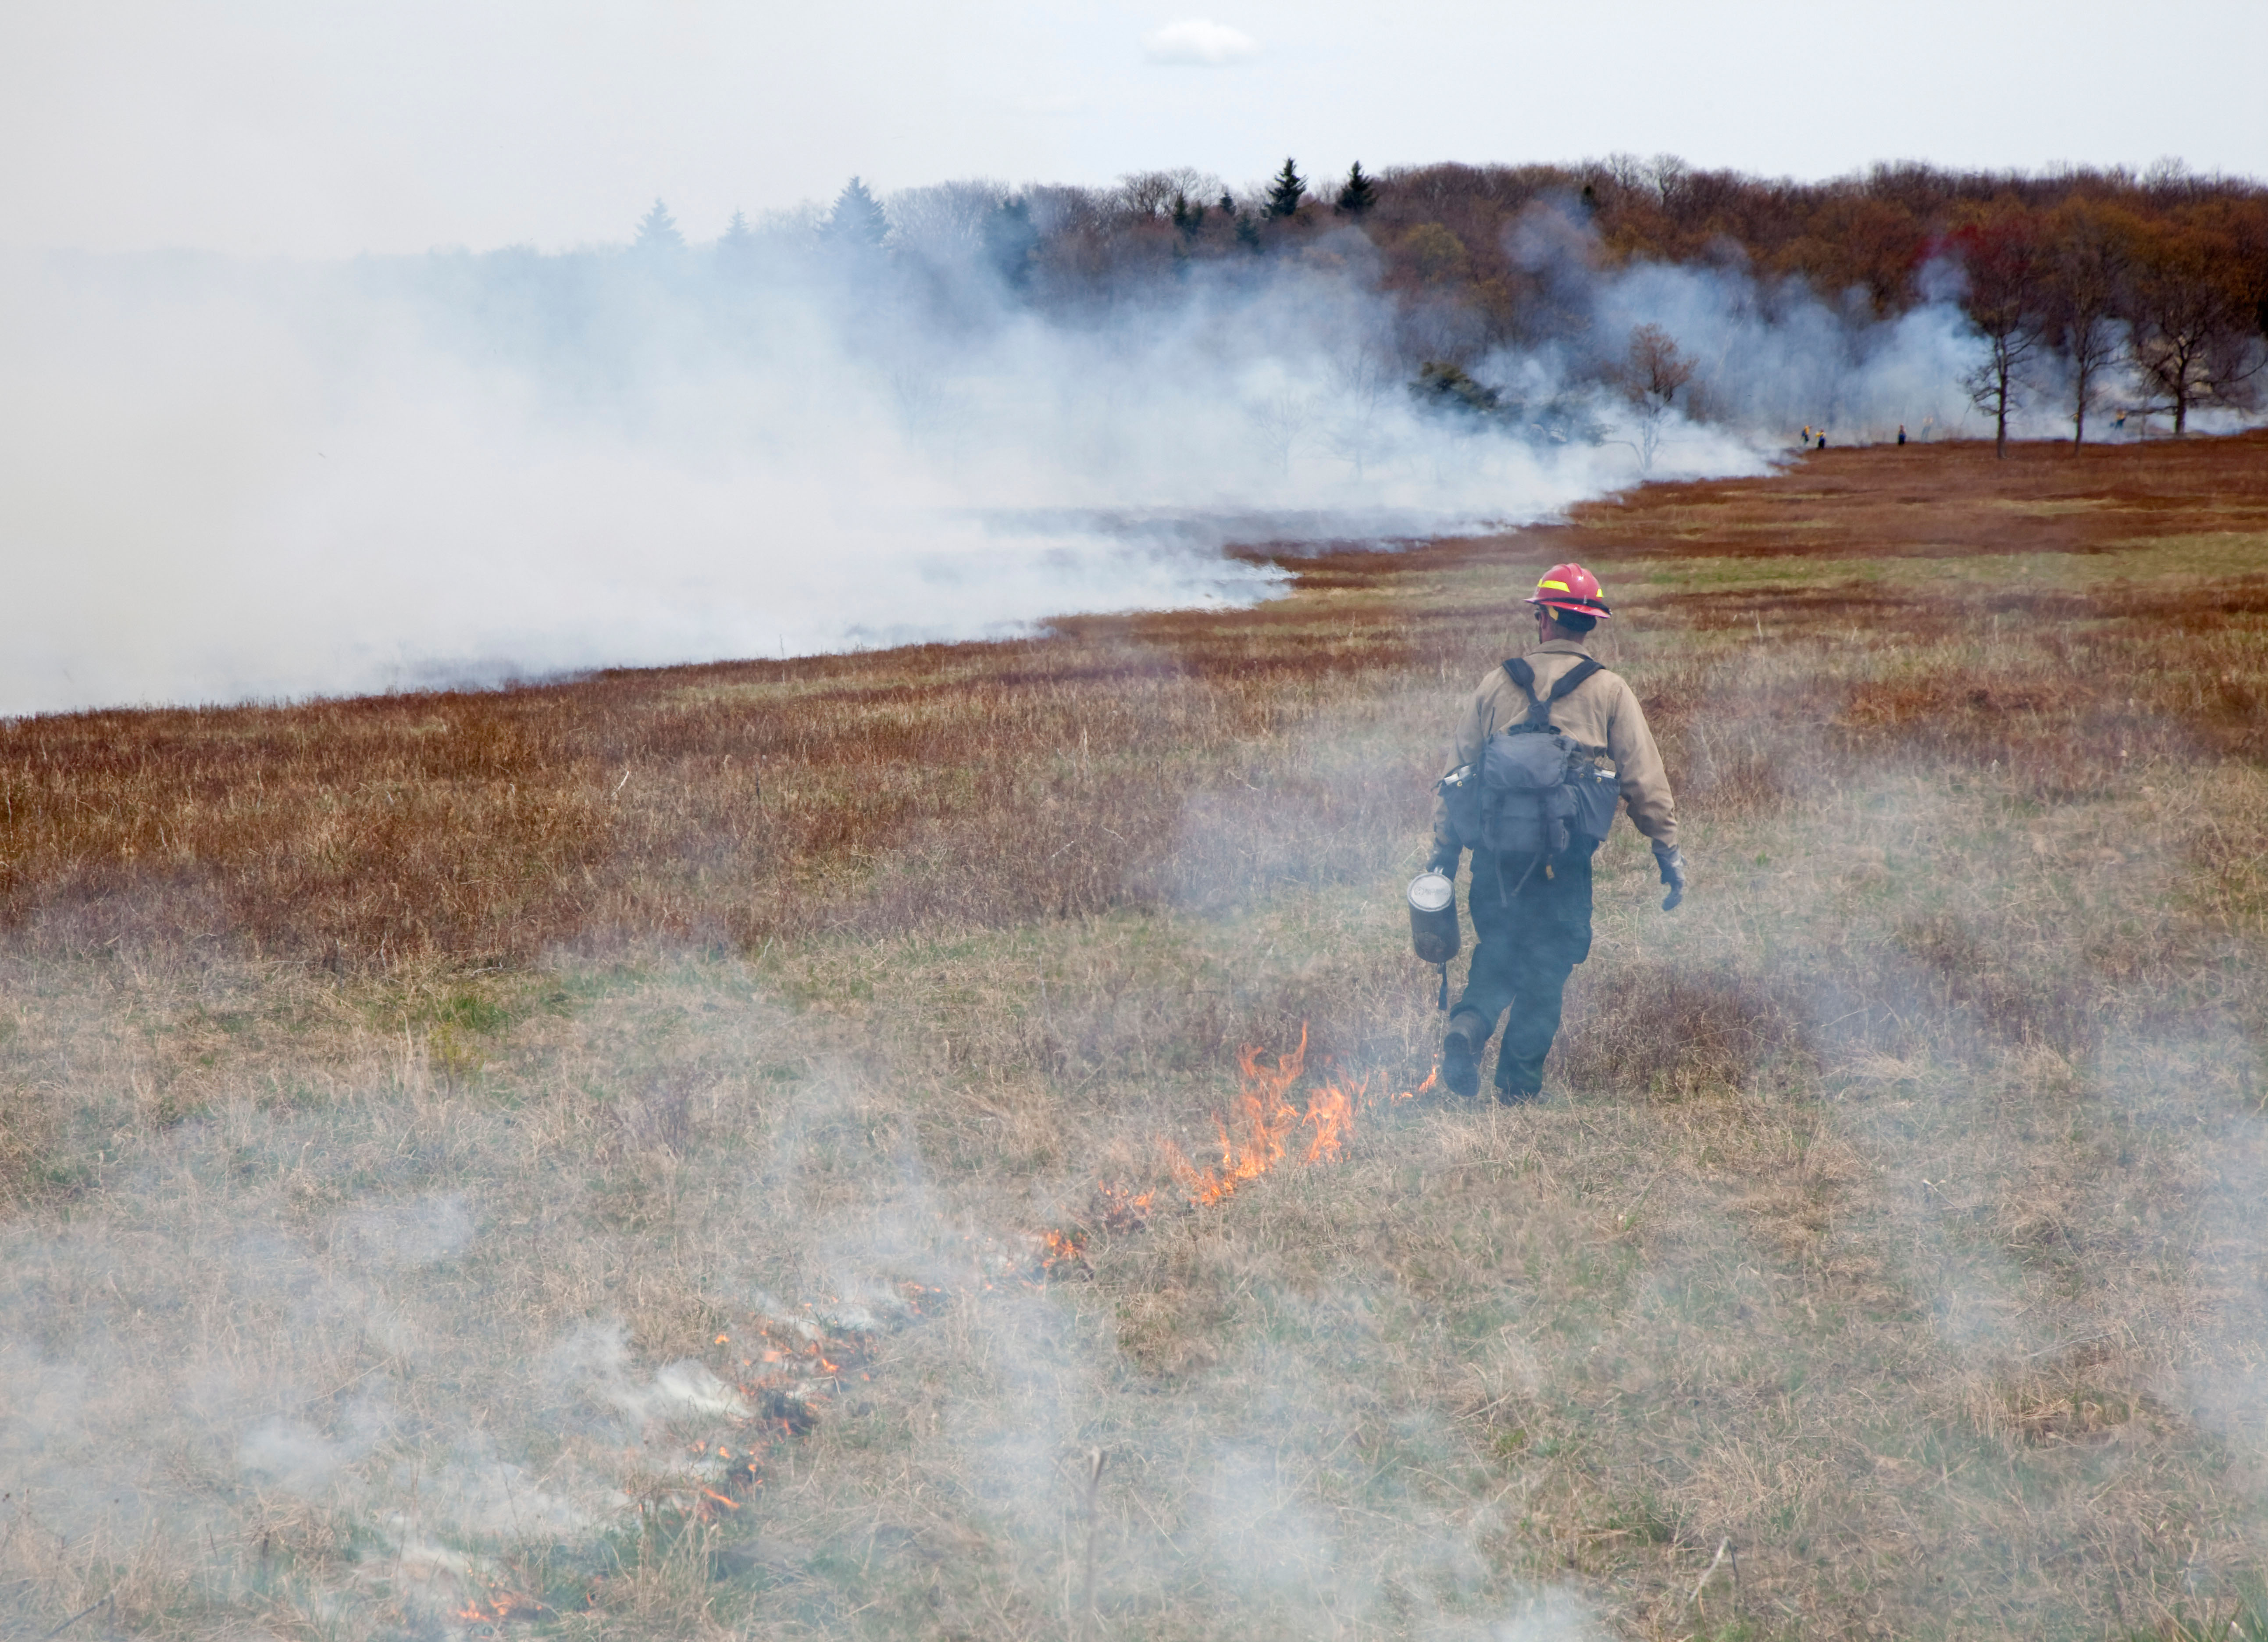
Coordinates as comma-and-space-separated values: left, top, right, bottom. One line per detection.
716, 208, 755, 275
1218, 191, 1237, 217
1335, 162, 1377, 216
1170, 190, 1208, 240
983, 195, 1038, 287
1264, 158, 1305, 219
1236, 214, 1263, 253
824, 177, 890, 250
633, 198, 685, 251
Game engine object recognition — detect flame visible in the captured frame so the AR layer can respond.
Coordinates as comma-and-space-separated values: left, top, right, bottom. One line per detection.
456, 1588, 543, 1623
1302, 1077, 1357, 1162
1093, 1182, 1153, 1232
1159, 1028, 1436, 1206
1163, 1025, 1313, 1204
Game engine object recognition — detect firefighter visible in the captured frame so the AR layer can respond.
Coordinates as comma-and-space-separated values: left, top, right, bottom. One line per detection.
1426, 564, 1684, 1102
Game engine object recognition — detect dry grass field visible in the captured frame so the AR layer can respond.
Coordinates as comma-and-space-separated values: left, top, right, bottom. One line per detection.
4, 431, 2268, 1642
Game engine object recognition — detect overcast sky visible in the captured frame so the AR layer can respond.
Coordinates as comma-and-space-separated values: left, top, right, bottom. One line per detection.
6, 0, 2265, 257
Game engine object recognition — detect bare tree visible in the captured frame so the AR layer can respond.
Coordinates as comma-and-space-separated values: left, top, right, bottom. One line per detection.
1949, 212, 2047, 457
1323, 347, 1399, 479
1249, 387, 1310, 475
1114, 168, 1220, 220
1599, 152, 1651, 201
2124, 219, 2266, 434
1617, 323, 1697, 471
2042, 201, 2129, 447
888, 181, 1007, 249
1645, 153, 1691, 212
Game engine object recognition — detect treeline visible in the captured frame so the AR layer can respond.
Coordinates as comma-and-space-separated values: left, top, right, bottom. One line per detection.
639, 156, 2268, 445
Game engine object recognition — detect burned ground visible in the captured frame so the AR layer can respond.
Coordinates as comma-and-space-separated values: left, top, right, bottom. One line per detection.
2, 432, 2267, 1640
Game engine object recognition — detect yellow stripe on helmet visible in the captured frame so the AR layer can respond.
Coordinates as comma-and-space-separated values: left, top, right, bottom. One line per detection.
1538, 579, 1569, 592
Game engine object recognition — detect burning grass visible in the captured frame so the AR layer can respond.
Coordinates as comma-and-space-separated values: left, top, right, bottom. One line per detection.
4, 434, 2268, 1639
1153, 1024, 1434, 1206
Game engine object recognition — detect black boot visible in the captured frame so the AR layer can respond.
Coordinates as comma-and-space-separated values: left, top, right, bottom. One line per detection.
1494, 1046, 1546, 1105
1442, 1014, 1485, 1099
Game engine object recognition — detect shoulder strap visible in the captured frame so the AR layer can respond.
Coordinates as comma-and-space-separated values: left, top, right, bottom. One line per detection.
1502, 656, 1602, 727
1500, 657, 1546, 727
1547, 658, 1603, 703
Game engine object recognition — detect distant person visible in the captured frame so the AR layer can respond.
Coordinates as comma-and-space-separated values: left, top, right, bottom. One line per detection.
1801, 425, 1812, 444
1817, 435, 1828, 450
1897, 424, 1907, 445
1425, 565, 1683, 1103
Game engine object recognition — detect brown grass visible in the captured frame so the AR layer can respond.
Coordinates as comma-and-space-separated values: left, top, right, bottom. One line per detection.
3, 432, 2268, 1641
7, 433, 2264, 971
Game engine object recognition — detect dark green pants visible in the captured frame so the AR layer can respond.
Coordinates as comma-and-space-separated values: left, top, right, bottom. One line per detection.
1450, 848, 1595, 1095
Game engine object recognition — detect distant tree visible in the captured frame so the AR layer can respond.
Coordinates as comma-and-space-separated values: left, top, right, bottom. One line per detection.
1264, 158, 1306, 219
1644, 153, 1690, 211
1170, 191, 1208, 241
2123, 218, 2265, 434
1411, 361, 1503, 417
633, 198, 685, 252
715, 207, 756, 276
1790, 195, 1928, 314
1116, 170, 1182, 218
1335, 163, 1378, 216
1401, 223, 1470, 284
1617, 323, 1697, 471
1948, 210, 2048, 457
824, 177, 890, 250
889, 179, 1013, 263
1218, 191, 1237, 217
1235, 214, 1263, 253
982, 195, 1038, 287
1599, 152, 1650, 203
1250, 387, 1309, 474
1323, 346, 1398, 478
2042, 201, 2129, 447
1118, 167, 1218, 220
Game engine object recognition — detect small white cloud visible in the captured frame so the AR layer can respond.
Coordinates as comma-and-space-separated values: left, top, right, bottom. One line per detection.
1143, 18, 1261, 65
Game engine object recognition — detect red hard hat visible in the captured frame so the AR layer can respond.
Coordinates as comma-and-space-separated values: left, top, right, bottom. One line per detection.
1525, 563, 1611, 618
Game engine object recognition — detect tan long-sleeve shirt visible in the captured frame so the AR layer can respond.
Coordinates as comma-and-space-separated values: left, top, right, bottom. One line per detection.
1430, 638, 1678, 853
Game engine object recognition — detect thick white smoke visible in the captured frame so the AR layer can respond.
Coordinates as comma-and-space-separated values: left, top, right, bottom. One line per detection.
1, 196, 2018, 717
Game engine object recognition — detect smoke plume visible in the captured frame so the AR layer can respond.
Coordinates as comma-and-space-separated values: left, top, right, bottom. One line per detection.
0, 189, 2046, 717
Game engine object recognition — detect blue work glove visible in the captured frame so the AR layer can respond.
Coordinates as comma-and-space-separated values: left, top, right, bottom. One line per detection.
1653, 841, 1686, 911
1426, 844, 1462, 877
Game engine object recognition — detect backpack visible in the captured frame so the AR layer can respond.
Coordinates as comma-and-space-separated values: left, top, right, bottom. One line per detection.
1439, 658, 1622, 856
